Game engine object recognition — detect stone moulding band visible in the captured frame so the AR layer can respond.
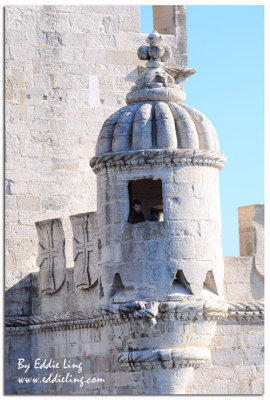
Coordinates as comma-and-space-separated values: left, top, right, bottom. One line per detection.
118, 347, 210, 370
5, 300, 264, 336
90, 149, 227, 173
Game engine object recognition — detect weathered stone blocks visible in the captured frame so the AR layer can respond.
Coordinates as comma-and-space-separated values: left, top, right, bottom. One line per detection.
5, 5, 264, 396
238, 204, 264, 278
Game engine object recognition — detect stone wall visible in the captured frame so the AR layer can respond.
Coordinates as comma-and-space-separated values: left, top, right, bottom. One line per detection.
5, 304, 264, 395
189, 320, 264, 394
5, 204, 264, 394
5, 6, 184, 289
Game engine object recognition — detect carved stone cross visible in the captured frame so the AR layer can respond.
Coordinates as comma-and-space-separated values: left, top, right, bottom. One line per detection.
73, 229, 94, 285
36, 218, 66, 295
70, 212, 99, 289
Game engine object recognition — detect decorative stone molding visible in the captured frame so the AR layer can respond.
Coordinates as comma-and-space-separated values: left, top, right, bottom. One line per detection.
95, 32, 222, 158
203, 298, 229, 320
5, 300, 263, 336
90, 149, 227, 174
138, 65, 196, 80
35, 219, 66, 295
118, 347, 210, 369
127, 31, 186, 104
227, 301, 264, 320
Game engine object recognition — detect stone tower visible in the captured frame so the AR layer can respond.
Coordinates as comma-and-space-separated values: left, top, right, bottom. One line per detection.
5, 7, 264, 395
91, 31, 226, 303
88, 31, 228, 393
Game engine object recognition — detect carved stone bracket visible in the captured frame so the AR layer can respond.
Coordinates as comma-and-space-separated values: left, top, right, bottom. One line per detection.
118, 347, 211, 370
90, 149, 227, 174
35, 219, 66, 295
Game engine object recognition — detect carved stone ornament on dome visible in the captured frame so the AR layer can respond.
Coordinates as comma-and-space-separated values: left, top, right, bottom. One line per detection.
126, 30, 192, 104
93, 31, 226, 163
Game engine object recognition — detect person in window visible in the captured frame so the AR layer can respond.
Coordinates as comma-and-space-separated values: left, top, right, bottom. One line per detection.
128, 199, 145, 224
147, 207, 159, 222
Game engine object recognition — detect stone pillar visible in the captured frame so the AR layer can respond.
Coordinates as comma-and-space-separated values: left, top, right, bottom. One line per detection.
153, 5, 187, 66
238, 204, 264, 278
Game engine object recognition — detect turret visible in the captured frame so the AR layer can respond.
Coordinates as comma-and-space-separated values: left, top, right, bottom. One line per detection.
90, 31, 226, 304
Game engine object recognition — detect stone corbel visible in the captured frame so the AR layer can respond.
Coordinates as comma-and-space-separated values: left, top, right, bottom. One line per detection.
118, 347, 210, 370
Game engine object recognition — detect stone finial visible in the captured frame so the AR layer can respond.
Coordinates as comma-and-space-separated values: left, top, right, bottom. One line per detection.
137, 31, 172, 67
126, 31, 195, 105
35, 219, 66, 295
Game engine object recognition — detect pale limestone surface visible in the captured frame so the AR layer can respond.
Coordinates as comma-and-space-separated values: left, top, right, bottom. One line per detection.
5, 5, 162, 289
5, 5, 264, 396
238, 204, 264, 278
95, 164, 224, 302
93, 32, 225, 305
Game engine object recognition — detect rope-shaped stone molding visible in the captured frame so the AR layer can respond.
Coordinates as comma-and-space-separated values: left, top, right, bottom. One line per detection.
203, 298, 229, 320
118, 347, 211, 369
5, 301, 159, 335
5, 300, 264, 336
90, 149, 227, 173
226, 301, 264, 319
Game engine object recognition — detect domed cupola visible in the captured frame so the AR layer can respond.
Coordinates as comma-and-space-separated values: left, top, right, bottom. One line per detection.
92, 31, 223, 166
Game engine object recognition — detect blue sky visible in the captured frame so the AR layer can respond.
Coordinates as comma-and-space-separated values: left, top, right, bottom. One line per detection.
140, 5, 264, 256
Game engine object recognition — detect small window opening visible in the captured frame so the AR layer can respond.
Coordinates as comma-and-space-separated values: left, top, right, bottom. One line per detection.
128, 178, 163, 223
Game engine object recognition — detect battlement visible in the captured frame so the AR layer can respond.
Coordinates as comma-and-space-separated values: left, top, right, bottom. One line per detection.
5, 204, 264, 321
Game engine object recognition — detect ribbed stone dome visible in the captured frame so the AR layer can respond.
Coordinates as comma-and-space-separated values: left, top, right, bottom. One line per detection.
95, 31, 220, 157
96, 101, 219, 156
